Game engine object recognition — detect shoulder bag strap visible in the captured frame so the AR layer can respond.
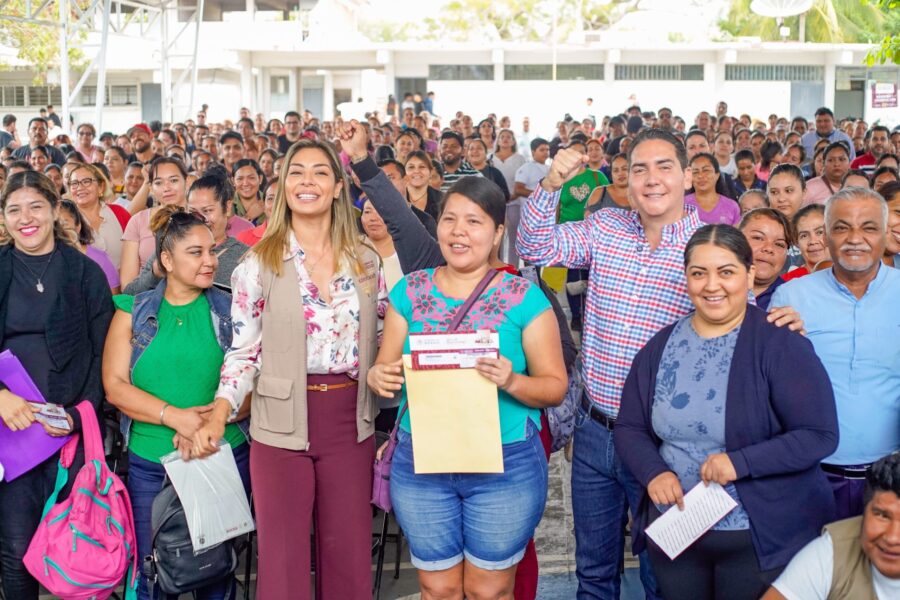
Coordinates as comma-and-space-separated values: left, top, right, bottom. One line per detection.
75, 401, 105, 464
447, 268, 498, 333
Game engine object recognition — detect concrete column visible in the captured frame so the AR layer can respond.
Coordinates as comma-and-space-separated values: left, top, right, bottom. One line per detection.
289, 68, 300, 112
492, 48, 504, 82
257, 66, 268, 118
323, 70, 335, 120
238, 52, 254, 111
382, 51, 396, 102
824, 55, 837, 110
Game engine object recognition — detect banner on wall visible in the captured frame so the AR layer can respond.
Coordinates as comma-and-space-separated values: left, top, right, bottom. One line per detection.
872, 82, 898, 108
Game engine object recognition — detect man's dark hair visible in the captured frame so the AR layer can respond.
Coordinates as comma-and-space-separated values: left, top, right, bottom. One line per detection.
377, 158, 406, 178
609, 116, 626, 127
28, 117, 48, 129
865, 452, 900, 505
237, 117, 254, 129
440, 130, 464, 147
814, 107, 835, 119
284, 111, 301, 120
627, 128, 688, 169
871, 125, 891, 138
626, 116, 644, 135
149, 120, 162, 134
530, 137, 549, 153
2, 114, 16, 127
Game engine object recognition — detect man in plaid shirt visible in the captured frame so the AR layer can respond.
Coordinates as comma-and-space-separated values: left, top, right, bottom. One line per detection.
517, 128, 801, 599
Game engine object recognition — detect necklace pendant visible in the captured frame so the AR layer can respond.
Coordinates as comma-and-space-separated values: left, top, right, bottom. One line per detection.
36, 282, 44, 293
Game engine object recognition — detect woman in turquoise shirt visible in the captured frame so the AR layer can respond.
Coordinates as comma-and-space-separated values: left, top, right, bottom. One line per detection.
369, 177, 567, 600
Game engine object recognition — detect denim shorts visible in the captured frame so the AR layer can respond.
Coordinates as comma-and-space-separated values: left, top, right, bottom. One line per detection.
390, 420, 548, 571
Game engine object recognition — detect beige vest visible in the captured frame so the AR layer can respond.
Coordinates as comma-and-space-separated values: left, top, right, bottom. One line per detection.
825, 516, 878, 600
249, 246, 380, 450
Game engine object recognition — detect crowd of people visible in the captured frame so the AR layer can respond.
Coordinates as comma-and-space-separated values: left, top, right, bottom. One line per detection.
0, 96, 899, 600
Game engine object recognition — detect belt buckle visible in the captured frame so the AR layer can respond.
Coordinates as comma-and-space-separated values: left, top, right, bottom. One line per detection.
309, 383, 328, 392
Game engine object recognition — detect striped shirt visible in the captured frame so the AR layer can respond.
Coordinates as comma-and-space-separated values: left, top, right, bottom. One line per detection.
440, 161, 483, 193
516, 186, 703, 417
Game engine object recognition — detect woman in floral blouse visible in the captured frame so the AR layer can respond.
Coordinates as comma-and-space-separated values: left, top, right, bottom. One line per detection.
368, 176, 567, 600
193, 138, 387, 600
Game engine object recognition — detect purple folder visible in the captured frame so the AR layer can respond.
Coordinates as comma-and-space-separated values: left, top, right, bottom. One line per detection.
0, 349, 70, 481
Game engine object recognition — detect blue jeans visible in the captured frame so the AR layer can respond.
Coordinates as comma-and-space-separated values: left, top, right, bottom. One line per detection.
127, 443, 251, 600
391, 420, 548, 571
571, 408, 662, 600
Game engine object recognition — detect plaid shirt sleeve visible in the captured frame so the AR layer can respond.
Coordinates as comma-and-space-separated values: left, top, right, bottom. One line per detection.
515, 185, 595, 269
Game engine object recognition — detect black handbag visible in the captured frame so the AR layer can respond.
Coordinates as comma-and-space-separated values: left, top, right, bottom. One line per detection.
144, 480, 238, 597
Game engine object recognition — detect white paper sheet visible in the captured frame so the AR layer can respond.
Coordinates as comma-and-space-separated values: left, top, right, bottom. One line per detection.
161, 443, 255, 552
645, 482, 738, 560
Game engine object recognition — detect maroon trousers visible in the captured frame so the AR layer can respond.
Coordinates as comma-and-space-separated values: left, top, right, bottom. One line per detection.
251, 374, 375, 600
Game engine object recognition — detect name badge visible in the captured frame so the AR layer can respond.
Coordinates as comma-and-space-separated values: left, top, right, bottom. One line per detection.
358, 259, 378, 296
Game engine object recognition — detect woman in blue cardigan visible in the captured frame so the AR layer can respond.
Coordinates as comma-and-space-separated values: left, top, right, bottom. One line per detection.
615, 224, 838, 600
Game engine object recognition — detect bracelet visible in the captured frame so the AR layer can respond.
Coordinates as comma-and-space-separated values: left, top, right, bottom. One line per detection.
350, 154, 368, 164
159, 403, 170, 425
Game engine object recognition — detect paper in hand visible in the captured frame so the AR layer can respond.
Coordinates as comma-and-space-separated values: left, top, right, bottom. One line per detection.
645, 481, 738, 560
30, 402, 72, 432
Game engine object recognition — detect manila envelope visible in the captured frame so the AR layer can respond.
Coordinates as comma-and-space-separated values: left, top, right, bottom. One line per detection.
403, 355, 504, 474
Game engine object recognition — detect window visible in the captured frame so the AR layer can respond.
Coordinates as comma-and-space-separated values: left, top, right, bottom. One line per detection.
505, 64, 604, 80
615, 64, 704, 81
0, 86, 25, 107
109, 85, 138, 106
78, 85, 139, 106
505, 64, 552, 80
429, 65, 494, 81
557, 64, 604, 80
725, 65, 823, 81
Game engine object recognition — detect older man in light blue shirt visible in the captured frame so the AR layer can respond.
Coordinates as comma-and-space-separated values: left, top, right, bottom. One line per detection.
772, 186, 900, 520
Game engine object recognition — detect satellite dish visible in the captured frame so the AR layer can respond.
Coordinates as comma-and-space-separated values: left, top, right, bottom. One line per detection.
750, 0, 813, 18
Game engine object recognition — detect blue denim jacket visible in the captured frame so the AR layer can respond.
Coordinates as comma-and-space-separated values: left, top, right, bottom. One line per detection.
121, 280, 250, 443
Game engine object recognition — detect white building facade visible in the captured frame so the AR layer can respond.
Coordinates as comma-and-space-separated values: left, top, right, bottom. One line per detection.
0, 0, 897, 137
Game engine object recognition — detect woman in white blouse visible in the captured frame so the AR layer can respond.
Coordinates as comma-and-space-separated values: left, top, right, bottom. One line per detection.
192, 139, 387, 600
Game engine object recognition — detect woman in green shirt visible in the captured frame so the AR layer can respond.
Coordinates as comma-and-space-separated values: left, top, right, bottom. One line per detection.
103, 206, 250, 600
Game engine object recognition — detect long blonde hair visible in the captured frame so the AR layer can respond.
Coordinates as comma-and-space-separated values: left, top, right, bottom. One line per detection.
254, 139, 365, 277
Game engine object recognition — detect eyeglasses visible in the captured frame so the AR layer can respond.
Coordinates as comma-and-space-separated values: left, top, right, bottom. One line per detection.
68, 177, 96, 189
78, 131, 94, 137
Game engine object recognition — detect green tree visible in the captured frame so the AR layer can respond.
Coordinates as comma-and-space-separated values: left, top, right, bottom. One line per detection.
718, 0, 891, 44
360, 0, 636, 43
864, 0, 900, 65
0, 0, 87, 84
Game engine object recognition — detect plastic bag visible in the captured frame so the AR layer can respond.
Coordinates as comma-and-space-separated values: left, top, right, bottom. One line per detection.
161, 443, 254, 552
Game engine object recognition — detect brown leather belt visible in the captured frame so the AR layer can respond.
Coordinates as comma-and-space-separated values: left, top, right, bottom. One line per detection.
306, 381, 358, 392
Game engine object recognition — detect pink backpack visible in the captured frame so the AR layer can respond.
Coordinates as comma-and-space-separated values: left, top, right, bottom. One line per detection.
24, 401, 139, 599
